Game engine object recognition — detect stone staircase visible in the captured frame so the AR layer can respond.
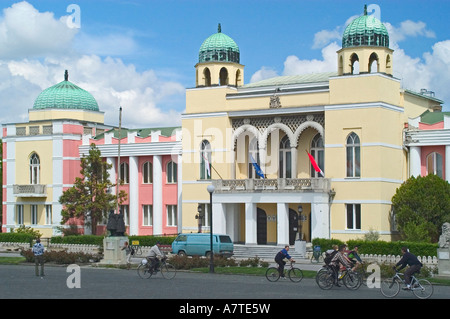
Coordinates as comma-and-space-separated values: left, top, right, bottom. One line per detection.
232, 244, 307, 262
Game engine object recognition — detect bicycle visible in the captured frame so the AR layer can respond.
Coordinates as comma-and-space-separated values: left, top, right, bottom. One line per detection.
137, 257, 176, 280
380, 270, 433, 299
310, 246, 324, 263
316, 265, 362, 290
266, 261, 303, 283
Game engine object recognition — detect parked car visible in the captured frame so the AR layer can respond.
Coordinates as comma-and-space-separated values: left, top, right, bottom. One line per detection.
171, 233, 234, 257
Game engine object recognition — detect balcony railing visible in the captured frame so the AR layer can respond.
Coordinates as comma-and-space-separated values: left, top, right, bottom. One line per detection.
13, 184, 47, 197
212, 178, 331, 193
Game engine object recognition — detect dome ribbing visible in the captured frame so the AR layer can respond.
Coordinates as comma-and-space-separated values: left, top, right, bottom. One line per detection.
33, 70, 99, 111
198, 24, 240, 63
342, 5, 389, 48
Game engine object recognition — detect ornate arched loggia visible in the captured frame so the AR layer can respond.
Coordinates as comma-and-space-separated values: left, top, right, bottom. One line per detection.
293, 121, 324, 146
259, 122, 294, 150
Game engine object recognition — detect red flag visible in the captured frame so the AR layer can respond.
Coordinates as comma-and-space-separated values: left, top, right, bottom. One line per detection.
306, 150, 324, 177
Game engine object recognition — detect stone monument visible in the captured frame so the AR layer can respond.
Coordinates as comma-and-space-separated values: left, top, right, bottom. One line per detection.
99, 211, 128, 266
437, 222, 450, 277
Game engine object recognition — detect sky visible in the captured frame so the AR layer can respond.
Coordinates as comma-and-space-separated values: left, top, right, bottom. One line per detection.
1, 0, 450, 129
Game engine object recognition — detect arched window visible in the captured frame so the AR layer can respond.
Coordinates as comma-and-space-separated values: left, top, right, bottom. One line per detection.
279, 135, 291, 178
369, 52, 379, 73
248, 137, 261, 179
350, 53, 360, 75
29, 153, 40, 184
167, 161, 177, 183
235, 69, 241, 86
346, 132, 360, 177
203, 68, 211, 86
426, 152, 443, 178
219, 67, 228, 86
120, 162, 129, 184
310, 134, 324, 178
143, 161, 153, 184
200, 140, 211, 180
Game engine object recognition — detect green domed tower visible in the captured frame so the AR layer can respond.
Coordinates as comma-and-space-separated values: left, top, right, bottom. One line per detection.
195, 24, 244, 87
33, 70, 99, 111
29, 70, 104, 123
337, 5, 393, 76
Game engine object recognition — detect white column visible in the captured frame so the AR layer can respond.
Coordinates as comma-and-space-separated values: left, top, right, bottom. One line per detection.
177, 154, 183, 233
277, 203, 290, 246
153, 155, 163, 235
311, 201, 330, 239
212, 202, 226, 234
446, 146, 450, 182
230, 148, 236, 179
410, 146, 421, 177
226, 203, 239, 242
245, 203, 257, 245
107, 157, 116, 195
129, 156, 139, 235
290, 147, 297, 178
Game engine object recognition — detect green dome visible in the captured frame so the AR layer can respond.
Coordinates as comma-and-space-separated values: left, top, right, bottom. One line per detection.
199, 24, 240, 63
33, 71, 99, 111
342, 5, 389, 48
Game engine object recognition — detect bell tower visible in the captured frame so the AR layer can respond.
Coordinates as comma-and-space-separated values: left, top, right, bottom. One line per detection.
195, 24, 244, 87
337, 5, 393, 76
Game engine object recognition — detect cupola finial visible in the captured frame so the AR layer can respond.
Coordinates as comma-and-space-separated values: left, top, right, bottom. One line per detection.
364, 4, 367, 15
64, 70, 69, 81
218, 23, 221, 33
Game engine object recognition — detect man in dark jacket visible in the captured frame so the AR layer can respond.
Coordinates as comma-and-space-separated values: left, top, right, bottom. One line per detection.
275, 245, 295, 279
394, 246, 423, 290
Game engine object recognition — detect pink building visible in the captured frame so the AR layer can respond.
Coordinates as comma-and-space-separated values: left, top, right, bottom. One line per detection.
405, 109, 450, 181
80, 127, 182, 236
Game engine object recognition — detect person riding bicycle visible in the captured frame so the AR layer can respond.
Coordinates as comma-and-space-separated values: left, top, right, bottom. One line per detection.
393, 246, 423, 290
274, 245, 295, 279
147, 241, 165, 272
329, 244, 354, 286
347, 245, 363, 268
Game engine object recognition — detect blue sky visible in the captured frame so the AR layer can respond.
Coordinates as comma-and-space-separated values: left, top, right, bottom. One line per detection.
1, 0, 450, 128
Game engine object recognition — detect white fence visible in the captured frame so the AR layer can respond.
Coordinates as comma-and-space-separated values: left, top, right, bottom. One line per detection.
359, 253, 438, 267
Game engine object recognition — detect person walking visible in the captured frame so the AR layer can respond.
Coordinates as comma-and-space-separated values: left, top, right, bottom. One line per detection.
32, 238, 45, 278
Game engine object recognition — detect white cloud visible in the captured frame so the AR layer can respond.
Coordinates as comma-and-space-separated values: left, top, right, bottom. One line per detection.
249, 66, 278, 83
0, 1, 77, 59
0, 2, 185, 128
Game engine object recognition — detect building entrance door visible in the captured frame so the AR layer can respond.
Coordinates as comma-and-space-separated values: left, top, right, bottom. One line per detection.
257, 208, 267, 245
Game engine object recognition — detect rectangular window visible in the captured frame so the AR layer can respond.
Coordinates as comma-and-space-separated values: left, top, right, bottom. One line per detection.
167, 205, 177, 226
31, 205, 38, 225
167, 161, 178, 183
120, 205, 129, 225
143, 205, 153, 226
143, 162, 153, 184
45, 205, 52, 225
16, 205, 24, 225
346, 204, 361, 230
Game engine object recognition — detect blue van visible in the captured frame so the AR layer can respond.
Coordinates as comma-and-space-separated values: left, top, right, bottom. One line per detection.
171, 233, 234, 257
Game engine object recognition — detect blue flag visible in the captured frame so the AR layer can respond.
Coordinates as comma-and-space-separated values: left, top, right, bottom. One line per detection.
250, 155, 265, 179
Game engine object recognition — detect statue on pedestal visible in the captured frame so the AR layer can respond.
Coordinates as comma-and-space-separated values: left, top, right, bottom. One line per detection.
106, 210, 126, 236
439, 222, 450, 248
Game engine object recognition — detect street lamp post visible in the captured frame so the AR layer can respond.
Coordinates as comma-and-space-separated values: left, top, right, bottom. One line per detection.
207, 184, 215, 273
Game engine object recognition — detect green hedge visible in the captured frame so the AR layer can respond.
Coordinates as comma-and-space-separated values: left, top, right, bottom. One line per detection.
50, 235, 104, 246
312, 238, 438, 257
0, 233, 34, 245
346, 239, 438, 257
49, 235, 176, 247
128, 235, 176, 246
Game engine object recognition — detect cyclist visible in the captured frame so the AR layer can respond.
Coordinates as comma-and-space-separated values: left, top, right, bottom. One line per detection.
274, 245, 295, 279
147, 241, 165, 272
347, 245, 363, 268
329, 244, 354, 286
393, 246, 423, 290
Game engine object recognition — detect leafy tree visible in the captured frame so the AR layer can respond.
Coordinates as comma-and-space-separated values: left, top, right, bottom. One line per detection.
59, 143, 127, 235
391, 174, 450, 243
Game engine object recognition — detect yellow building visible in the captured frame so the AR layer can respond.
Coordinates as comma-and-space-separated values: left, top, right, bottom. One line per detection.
181, 8, 443, 245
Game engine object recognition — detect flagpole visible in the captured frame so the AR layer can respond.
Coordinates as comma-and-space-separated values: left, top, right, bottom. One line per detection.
116, 106, 122, 215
